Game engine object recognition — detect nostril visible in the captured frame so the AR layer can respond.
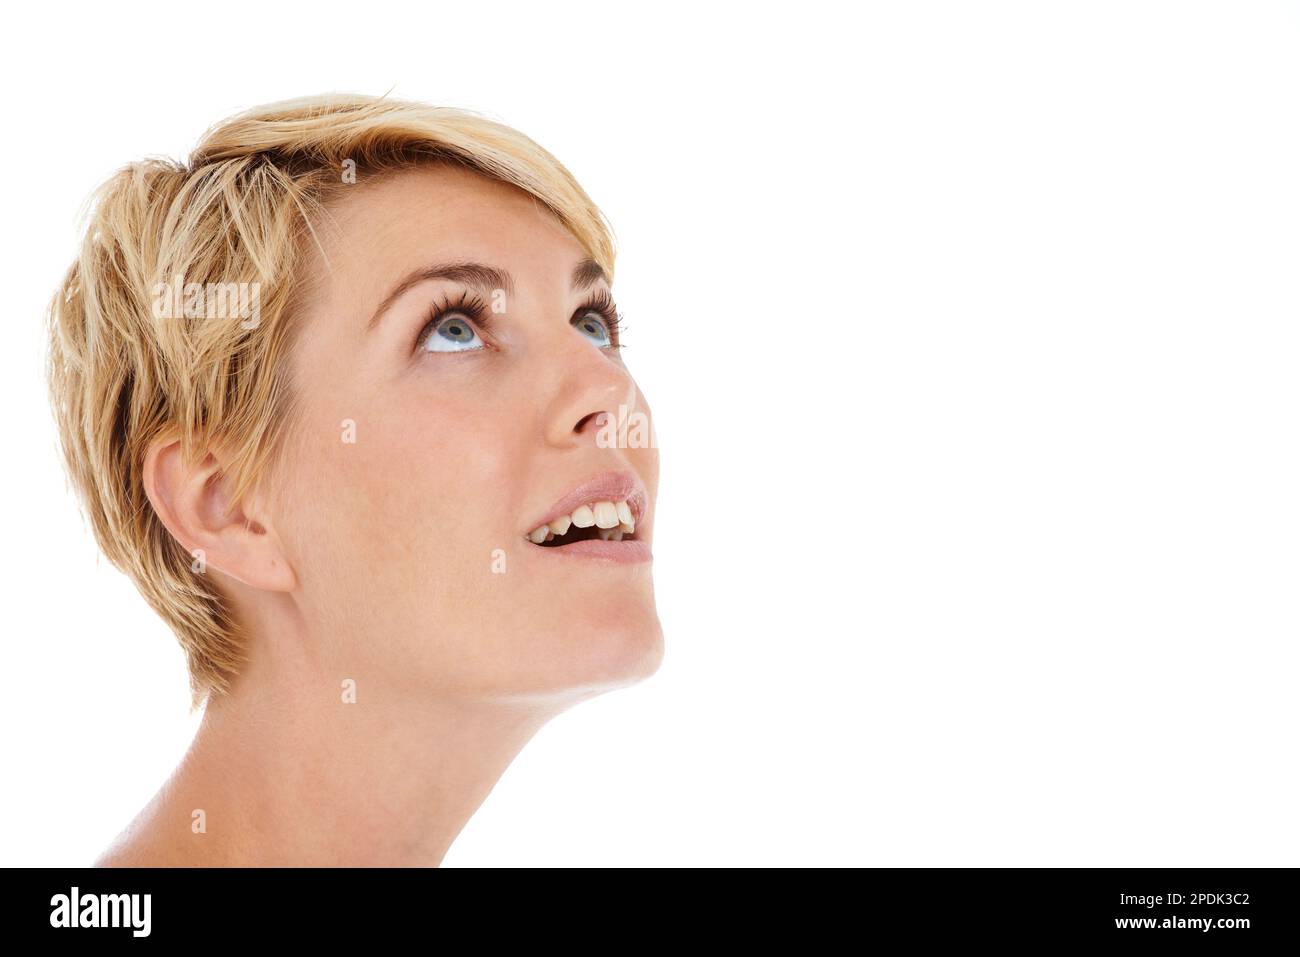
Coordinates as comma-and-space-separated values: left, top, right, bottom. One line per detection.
573, 410, 612, 435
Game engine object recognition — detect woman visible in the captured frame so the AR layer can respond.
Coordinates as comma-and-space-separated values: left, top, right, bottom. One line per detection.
46, 94, 663, 866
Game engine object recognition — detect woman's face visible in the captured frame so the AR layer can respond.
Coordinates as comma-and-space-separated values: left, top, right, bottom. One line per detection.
272, 164, 661, 702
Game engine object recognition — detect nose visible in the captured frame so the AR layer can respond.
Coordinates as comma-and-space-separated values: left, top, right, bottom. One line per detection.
543, 339, 639, 449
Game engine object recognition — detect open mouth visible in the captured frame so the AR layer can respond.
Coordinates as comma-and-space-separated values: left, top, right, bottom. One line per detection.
526, 499, 637, 547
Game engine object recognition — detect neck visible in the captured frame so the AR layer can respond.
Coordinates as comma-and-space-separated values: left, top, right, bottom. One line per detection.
99, 637, 562, 867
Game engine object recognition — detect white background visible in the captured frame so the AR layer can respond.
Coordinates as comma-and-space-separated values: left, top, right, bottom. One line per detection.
1, 1, 1297, 866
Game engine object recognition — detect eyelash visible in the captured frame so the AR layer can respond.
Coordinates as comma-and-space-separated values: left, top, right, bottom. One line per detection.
414, 288, 626, 351
575, 288, 626, 348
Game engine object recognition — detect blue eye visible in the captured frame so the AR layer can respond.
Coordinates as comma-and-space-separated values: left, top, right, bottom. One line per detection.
422, 313, 485, 353
572, 311, 611, 346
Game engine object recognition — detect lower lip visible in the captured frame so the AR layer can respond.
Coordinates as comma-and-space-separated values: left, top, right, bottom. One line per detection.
534, 539, 652, 564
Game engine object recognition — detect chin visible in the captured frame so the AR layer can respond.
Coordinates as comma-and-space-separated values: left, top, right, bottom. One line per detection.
505, 608, 665, 702
604, 614, 665, 685
571, 591, 663, 680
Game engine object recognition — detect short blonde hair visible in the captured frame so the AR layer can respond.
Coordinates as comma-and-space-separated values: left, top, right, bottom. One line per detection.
46, 94, 617, 709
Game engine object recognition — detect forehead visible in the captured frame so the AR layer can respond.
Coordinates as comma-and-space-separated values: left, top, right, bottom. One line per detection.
305, 164, 588, 309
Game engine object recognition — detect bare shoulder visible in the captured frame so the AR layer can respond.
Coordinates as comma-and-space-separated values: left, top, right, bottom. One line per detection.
93, 801, 193, 867
93, 830, 156, 867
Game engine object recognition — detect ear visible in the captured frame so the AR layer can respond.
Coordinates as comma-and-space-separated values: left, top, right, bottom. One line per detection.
142, 436, 297, 592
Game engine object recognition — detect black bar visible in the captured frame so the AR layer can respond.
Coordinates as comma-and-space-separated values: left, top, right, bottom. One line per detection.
1, 867, 1295, 945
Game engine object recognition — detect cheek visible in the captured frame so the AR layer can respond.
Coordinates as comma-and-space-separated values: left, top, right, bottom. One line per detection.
278, 383, 529, 598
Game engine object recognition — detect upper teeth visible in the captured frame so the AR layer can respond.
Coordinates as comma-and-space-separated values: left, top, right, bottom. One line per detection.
528, 499, 636, 544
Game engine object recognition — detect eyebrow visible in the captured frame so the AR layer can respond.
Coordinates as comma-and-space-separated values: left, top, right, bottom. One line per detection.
366, 257, 610, 331
571, 257, 609, 291
367, 261, 514, 331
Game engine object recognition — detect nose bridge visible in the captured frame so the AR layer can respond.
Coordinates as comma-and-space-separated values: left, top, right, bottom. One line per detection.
541, 332, 638, 447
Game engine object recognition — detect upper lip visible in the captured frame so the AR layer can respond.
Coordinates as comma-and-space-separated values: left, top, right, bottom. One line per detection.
528, 468, 648, 533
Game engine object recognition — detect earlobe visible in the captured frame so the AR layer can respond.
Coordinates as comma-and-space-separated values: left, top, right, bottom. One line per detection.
142, 437, 297, 593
